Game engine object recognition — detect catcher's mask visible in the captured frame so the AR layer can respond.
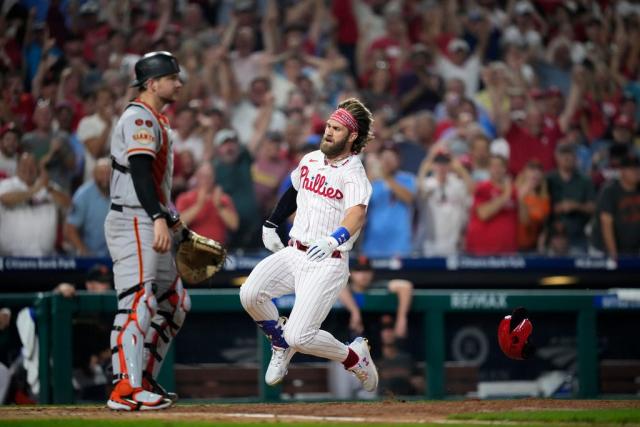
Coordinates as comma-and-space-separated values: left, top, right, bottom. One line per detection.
498, 307, 535, 360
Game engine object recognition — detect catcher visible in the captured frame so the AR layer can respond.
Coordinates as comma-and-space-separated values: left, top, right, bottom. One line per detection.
105, 52, 225, 411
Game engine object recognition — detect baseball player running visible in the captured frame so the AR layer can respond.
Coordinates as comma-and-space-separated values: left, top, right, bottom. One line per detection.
240, 98, 379, 392
105, 51, 189, 410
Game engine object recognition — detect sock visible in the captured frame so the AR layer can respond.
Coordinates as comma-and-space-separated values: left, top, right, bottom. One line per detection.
342, 348, 359, 369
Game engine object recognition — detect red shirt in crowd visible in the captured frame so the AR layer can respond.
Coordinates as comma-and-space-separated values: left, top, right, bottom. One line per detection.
505, 121, 562, 176
465, 180, 518, 255
175, 189, 236, 244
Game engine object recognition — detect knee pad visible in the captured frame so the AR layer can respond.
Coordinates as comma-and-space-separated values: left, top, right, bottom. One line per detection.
168, 280, 190, 333
156, 279, 189, 337
136, 283, 157, 332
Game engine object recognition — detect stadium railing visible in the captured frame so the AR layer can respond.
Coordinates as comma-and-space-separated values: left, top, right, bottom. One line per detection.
3, 288, 639, 404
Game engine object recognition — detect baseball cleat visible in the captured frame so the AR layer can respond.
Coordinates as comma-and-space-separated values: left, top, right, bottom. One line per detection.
346, 337, 379, 392
265, 345, 296, 386
144, 372, 178, 402
107, 381, 173, 411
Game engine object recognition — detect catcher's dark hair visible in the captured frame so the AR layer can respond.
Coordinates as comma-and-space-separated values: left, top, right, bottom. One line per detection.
337, 98, 374, 155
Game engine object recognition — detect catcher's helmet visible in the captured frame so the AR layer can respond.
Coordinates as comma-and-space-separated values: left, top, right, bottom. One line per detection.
131, 51, 180, 88
498, 307, 535, 360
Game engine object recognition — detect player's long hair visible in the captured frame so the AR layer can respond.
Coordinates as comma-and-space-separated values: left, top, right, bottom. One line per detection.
338, 98, 374, 155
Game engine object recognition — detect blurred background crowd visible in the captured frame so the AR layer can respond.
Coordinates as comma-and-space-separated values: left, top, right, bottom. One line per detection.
1, 0, 640, 259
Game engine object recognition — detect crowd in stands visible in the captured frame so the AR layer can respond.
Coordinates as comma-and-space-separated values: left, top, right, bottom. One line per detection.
1, 0, 640, 259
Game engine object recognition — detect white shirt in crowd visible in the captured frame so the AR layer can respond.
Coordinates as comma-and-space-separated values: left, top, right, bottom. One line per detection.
435, 54, 481, 97
0, 177, 58, 256
77, 113, 117, 182
416, 173, 471, 256
0, 152, 17, 177
231, 100, 287, 147
172, 131, 206, 160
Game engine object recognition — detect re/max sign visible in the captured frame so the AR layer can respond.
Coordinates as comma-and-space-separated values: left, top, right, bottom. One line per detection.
450, 292, 508, 309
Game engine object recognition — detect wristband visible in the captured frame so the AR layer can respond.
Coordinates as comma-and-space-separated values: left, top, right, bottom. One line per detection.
330, 226, 350, 245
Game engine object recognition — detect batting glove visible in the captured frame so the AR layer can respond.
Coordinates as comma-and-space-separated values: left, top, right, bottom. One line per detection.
306, 236, 339, 262
262, 221, 285, 253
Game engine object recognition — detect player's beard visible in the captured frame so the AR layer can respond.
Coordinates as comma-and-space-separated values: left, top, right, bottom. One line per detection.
320, 134, 349, 158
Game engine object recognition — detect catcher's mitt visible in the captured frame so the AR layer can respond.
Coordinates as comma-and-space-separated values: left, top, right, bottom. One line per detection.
175, 229, 226, 284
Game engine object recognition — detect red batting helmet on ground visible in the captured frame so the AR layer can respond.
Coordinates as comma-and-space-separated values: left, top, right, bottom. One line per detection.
498, 307, 535, 360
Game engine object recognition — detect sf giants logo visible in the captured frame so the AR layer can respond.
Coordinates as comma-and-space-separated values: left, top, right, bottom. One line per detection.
300, 166, 343, 199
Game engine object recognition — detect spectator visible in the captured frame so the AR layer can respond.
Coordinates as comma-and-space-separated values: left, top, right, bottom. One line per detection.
469, 133, 491, 182
397, 44, 442, 115
64, 158, 111, 257
54, 101, 84, 188
251, 132, 290, 217
416, 147, 473, 256
338, 256, 413, 340
592, 114, 639, 183
361, 144, 416, 258
0, 152, 70, 256
376, 314, 423, 396
547, 143, 595, 253
21, 101, 75, 192
230, 77, 287, 147
590, 155, 640, 259
434, 25, 489, 98
515, 160, 551, 253
0, 123, 21, 179
76, 87, 116, 183
212, 129, 260, 248
360, 60, 398, 116
394, 111, 436, 175
465, 154, 518, 255
172, 106, 207, 160
175, 162, 239, 245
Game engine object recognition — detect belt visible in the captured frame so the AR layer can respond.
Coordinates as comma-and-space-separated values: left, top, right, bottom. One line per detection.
292, 240, 342, 259
110, 203, 123, 212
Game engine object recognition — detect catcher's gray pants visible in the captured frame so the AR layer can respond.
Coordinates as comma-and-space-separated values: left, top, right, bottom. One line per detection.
105, 206, 190, 387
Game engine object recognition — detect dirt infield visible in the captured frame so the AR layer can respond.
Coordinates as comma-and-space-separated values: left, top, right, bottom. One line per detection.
2, 399, 640, 424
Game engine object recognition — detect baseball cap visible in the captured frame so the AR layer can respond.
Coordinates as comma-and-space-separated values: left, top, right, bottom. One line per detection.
614, 114, 635, 130
447, 38, 470, 54
87, 264, 113, 283
352, 255, 372, 271
214, 129, 238, 146
514, 0, 534, 15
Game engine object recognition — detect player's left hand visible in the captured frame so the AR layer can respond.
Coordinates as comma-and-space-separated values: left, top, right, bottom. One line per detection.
306, 236, 339, 262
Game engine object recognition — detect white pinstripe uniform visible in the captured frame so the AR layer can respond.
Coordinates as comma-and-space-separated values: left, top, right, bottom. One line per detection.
240, 149, 372, 361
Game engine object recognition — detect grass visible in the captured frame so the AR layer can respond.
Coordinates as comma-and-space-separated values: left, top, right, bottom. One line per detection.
451, 409, 640, 424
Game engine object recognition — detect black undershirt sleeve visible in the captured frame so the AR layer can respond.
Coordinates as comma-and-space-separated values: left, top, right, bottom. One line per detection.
129, 154, 164, 221
265, 185, 298, 227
